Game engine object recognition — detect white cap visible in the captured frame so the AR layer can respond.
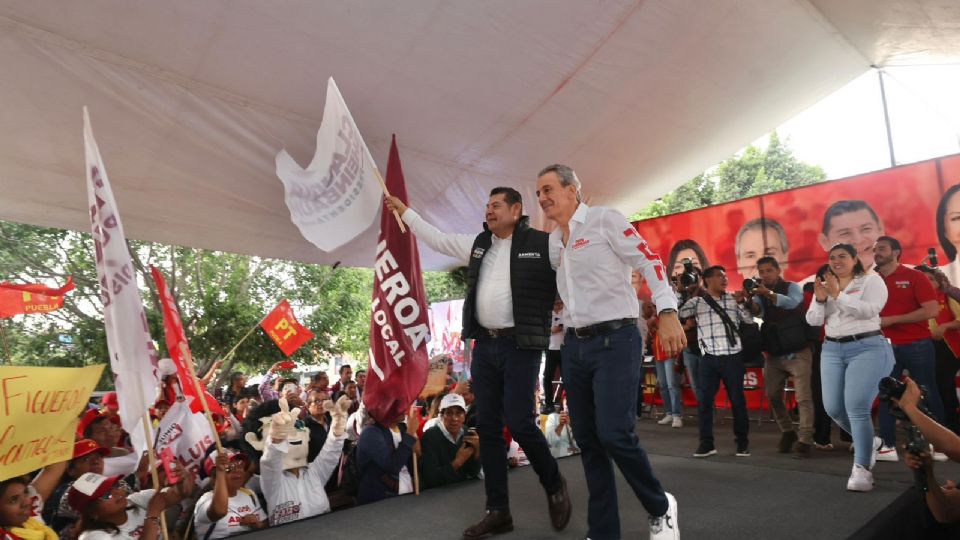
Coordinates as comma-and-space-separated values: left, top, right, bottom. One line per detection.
439, 393, 466, 412
158, 358, 177, 377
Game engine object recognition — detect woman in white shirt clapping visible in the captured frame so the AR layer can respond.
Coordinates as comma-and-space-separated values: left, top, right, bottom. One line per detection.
806, 243, 894, 492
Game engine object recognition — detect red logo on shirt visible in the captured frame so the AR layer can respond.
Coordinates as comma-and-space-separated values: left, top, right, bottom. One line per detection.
895, 280, 911, 289
572, 238, 590, 250
623, 228, 638, 238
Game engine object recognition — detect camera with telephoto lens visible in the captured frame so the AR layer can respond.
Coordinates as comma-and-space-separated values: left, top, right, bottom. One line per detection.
878, 376, 933, 492
679, 258, 700, 287
742, 278, 759, 292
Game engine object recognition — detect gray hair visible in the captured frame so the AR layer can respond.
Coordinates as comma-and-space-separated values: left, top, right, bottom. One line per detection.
735, 217, 789, 258
538, 164, 582, 202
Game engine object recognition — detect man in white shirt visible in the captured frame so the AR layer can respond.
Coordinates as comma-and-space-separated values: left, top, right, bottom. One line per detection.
536, 164, 683, 540
385, 188, 570, 539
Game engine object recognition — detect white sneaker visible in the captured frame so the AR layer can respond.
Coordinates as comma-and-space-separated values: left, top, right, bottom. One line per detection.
869, 436, 881, 469
649, 492, 679, 540
672, 416, 683, 428
846, 464, 874, 492
875, 444, 899, 462
930, 445, 949, 462
657, 414, 674, 425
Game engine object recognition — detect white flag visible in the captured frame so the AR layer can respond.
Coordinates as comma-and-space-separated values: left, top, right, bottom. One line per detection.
84, 107, 160, 457
154, 400, 215, 480
275, 77, 383, 252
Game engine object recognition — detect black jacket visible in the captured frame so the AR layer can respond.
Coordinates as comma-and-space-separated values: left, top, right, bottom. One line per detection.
462, 217, 556, 350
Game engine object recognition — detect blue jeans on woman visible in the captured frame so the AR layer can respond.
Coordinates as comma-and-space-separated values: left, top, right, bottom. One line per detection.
683, 348, 702, 404
820, 335, 895, 468
655, 358, 682, 416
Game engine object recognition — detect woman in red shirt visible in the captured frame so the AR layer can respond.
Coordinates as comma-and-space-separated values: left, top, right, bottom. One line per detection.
917, 266, 960, 435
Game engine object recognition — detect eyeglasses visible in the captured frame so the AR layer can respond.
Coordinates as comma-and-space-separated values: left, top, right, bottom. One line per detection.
221, 462, 244, 473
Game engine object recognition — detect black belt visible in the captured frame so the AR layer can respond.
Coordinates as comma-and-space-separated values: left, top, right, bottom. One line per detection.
569, 318, 637, 339
824, 330, 883, 343
479, 327, 515, 338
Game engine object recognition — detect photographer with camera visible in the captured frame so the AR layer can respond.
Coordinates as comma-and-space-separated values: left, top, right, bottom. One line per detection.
745, 256, 815, 457
419, 394, 482, 490
891, 377, 960, 533
679, 265, 754, 458
673, 259, 706, 406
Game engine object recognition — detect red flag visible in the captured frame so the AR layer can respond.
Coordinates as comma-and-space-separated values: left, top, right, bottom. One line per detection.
260, 300, 314, 356
364, 135, 430, 425
0, 276, 75, 318
149, 267, 225, 417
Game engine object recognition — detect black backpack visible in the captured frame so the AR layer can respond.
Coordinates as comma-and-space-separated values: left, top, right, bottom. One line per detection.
337, 440, 360, 497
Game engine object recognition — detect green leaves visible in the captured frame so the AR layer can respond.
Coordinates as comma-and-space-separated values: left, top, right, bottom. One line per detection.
632, 132, 827, 220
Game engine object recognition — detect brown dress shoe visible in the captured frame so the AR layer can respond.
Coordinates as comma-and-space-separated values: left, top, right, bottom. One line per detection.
463, 510, 514, 539
547, 475, 572, 531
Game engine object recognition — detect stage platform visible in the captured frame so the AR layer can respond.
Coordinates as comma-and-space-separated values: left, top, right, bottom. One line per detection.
245, 411, 960, 539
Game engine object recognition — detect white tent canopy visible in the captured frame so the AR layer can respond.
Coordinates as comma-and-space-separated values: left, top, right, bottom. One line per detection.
1, 0, 957, 269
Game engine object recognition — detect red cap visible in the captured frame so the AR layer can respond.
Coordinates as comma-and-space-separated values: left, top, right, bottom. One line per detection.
202, 449, 249, 477
72, 439, 110, 460
100, 392, 119, 411
76, 408, 120, 438
67, 472, 122, 513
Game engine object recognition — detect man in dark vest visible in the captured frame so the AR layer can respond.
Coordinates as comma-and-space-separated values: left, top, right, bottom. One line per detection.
385, 188, 571, 539
747, 256, 815, 457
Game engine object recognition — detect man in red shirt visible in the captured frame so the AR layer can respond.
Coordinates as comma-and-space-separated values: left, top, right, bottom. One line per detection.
875, 236, 942, 461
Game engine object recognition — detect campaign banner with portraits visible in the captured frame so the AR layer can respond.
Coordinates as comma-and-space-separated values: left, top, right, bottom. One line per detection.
632, 152, 960, 291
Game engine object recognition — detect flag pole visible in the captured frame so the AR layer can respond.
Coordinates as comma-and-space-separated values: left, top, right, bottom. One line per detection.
218, 319, 263, 364
135, 379, 169, 540
181, 343, 225, 453
372, 167, 407, 233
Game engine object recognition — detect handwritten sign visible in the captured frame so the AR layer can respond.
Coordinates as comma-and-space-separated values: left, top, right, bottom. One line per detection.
0, 365, 105, 481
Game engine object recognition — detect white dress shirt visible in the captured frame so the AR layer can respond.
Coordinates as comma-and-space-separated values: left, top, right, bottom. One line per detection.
549, 203, 677, 328
549, 308, 565, 350
403, 209, 514, 329
805, 273, 888, 338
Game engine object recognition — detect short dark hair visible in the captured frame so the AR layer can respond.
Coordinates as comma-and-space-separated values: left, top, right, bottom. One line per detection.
815, 263, 832, 281
702, 265, 726, 279
229, 372, 245, 384
356, 369, 366, 375
489, 187, 523, 210
821, 200, 881, 236
312, 371, 328, 381
937, 184, 960, 262
828, 243, 866, 275
875, 235, 902, 260
339, 365, 352, 375
756, 256, 779, 269
84, 416, 110, 437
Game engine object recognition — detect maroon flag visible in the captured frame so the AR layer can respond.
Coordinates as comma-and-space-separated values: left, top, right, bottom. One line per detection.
364, 136, 430, 425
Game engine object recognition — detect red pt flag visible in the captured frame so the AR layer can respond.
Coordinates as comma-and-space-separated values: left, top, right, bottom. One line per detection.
260, 300, 314, 356
0, 276, 74, 318
150, 267, 225, 417
364, 135, 430, 425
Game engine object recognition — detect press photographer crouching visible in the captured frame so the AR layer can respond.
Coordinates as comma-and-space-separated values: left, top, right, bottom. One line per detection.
894, 378, 960, 522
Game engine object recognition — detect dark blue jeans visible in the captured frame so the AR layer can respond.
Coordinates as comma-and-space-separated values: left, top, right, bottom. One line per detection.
878, 338, 944, 447
562, 324, 668, 540
697, 352, 749, 446
471, 334, 561, 511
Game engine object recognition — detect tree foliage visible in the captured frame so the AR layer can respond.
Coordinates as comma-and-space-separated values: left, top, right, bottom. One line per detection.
0, 220, 467, 388
631, 132, 827, 220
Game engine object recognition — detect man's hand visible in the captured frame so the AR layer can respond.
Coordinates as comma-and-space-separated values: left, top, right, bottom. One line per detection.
880, 315, 898, 328
755, 283, 771, 297
892, 376, 923, 414
903, 449, 932, 471
384, 195, 409, 217
269, 361, 285, 374
405, 404, 421, 437
657, 311, 686, 357
932, 325, 946, 340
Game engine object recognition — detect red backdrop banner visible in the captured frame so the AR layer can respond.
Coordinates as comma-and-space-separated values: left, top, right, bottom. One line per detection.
633, 153, 960, 295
